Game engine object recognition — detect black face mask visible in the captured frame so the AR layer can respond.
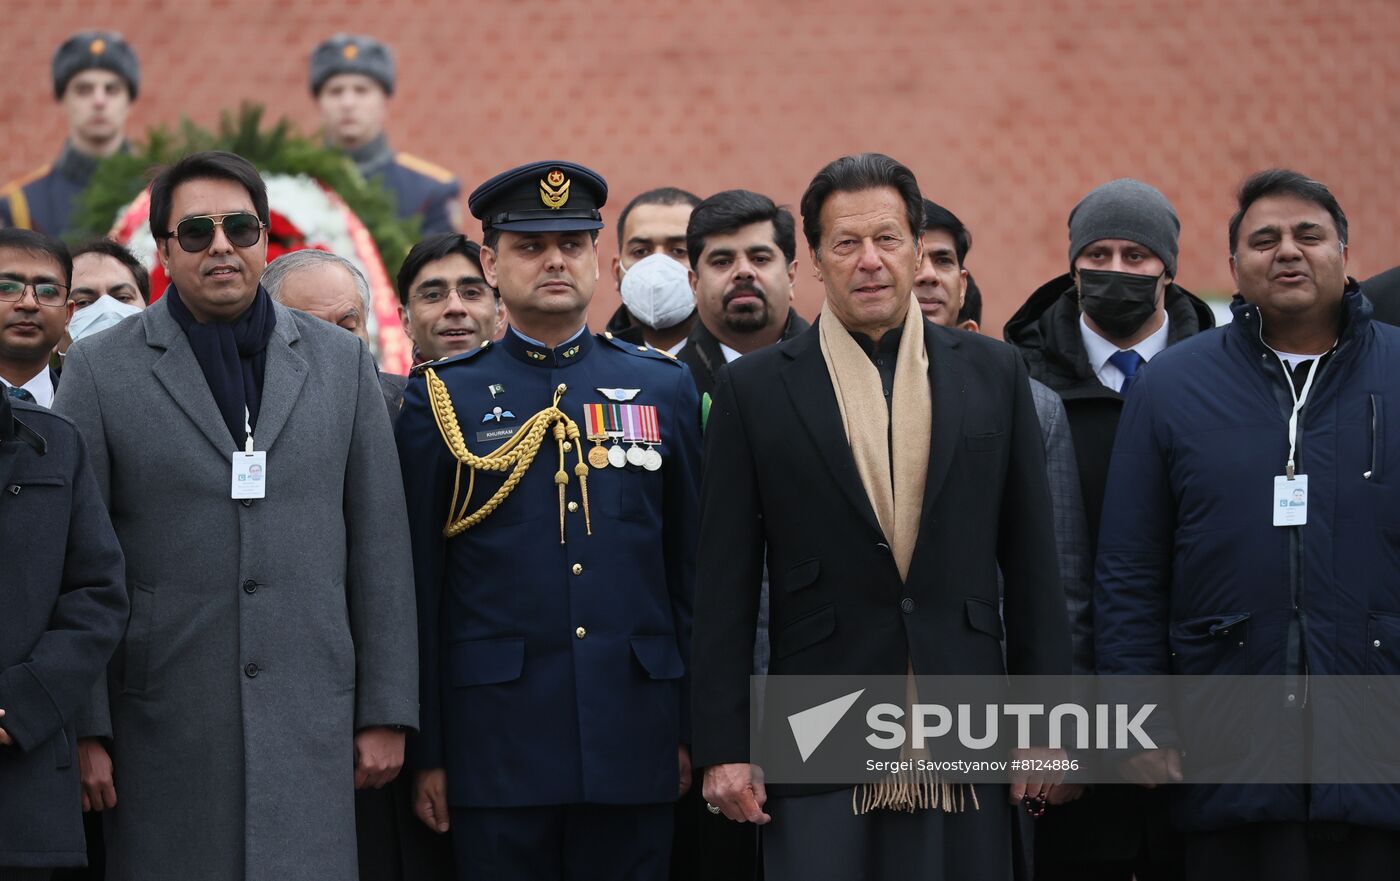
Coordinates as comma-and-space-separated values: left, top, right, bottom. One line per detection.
1078, 268, 1162, 339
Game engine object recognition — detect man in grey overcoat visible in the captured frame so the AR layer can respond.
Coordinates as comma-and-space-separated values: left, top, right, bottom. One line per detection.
54, 151, 418, 881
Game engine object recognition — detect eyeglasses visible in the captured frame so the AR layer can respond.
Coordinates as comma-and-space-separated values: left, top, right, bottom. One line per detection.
164, 212, 265, 253
0, 279, 69, 307
413, 285, 493, 305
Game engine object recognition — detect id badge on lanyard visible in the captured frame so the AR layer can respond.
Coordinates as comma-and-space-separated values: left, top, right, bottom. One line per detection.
231, 406, 267, 500
1271, 356, 1320, 527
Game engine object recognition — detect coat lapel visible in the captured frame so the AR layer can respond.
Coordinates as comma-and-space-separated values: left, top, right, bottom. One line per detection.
779, 322, 883, 538
247, 305, 307, 452
146, 302, 239, 457
920, 322, 965, 513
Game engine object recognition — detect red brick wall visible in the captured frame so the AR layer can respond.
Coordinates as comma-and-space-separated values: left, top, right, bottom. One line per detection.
4, 0, 1398, 333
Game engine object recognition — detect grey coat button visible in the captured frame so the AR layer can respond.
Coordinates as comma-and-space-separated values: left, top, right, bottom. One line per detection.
241, 499, 253, 507
244, 663, 260, 678
243, 580, 259, 594
900, 597, 915, 614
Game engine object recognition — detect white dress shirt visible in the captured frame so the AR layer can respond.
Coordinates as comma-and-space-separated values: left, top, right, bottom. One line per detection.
1, 368, 55, 408
1079, 314, 1170, 393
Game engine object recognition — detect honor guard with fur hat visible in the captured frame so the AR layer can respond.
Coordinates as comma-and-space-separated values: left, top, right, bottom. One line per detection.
0, 31, 139, 236
396, 160, 701, 880
311, 34, 462, 234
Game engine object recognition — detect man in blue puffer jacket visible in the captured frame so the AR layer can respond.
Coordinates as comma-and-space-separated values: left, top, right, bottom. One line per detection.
1095, 168, 1400, 880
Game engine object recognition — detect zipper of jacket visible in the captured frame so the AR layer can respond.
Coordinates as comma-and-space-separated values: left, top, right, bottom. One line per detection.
1256, 317, 1333, 707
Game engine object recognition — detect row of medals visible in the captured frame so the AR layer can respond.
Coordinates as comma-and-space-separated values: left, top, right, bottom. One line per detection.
588, 437, 662, 472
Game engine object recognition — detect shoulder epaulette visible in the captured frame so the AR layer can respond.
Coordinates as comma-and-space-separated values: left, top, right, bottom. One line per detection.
3, 163, 52, 193
2, 164, 50, 229
598, 331, 683, 366
395, 153, 457, 185
410, 339, 493, 374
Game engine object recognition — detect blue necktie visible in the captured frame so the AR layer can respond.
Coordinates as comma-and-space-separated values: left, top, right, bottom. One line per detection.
1108, 349, 1145, 396
5, 386, 35, 403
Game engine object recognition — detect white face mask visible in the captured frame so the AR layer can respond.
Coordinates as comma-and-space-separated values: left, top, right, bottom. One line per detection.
619, 252, 695, 330
65, 295, 141, 349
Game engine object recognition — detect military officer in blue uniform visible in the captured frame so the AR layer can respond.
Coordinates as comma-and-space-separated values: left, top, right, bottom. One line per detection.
396, 161, 701, 879
311, 35, 461, 235
0, 32, 139, 237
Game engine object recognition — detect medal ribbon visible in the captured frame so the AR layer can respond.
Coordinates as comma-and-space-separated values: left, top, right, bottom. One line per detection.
640, 405, 660, 444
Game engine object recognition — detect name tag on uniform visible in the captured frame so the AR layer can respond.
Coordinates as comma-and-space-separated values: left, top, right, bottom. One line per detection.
1273, 474, 1308, 526
232, 451, 268, 499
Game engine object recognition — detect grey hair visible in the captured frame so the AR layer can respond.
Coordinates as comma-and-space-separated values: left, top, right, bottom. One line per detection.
262, 249, 371, 313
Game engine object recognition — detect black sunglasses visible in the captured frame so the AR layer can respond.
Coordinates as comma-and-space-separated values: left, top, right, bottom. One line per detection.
165, 212, 265, 253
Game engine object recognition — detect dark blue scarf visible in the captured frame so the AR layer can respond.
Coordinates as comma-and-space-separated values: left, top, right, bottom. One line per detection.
165, 284, 276, 449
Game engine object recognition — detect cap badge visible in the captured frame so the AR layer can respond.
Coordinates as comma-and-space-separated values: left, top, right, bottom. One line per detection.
343, 43, 360, 60
89, 39, 106, 56
540, 169, 571, 209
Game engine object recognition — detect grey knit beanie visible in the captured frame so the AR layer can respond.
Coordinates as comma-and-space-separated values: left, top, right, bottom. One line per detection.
1068, 179, 1179, 277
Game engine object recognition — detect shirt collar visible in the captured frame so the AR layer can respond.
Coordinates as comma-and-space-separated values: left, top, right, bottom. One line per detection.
0, 368, 55, 408
718, 342, 743, 364
503, 324, 592, 367
851, 323, 905, 361
54, 140, 103, 185
1079, 312, 1170, 376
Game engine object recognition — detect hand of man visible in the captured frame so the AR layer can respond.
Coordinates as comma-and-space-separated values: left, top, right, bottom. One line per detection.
0, 708, 11, 747
1008, 746, 1069, 804
353, 727, 406, 790
79, 737, 118, 812
414, 768, 451, 833
702, 763, 771, 824
1118, 748, 1183, 789
678, 744, 692, 797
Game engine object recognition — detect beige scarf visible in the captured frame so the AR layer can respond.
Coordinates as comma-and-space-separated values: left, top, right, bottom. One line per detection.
818, 294, 977, 815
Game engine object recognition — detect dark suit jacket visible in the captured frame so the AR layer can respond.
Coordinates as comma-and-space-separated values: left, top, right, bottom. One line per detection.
378, 371, 407, 424
690, 316, 1071, 783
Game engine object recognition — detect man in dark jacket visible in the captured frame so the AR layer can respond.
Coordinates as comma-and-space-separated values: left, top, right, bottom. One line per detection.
678, 189, 809, 398
1096, 168, 1400, 879
693, 153, 1070, 881
1005, 180, 1211, 880
0, 326, 128, 878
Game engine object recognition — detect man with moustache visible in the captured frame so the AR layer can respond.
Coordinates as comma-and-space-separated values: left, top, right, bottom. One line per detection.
2, 32, 139, 237
311, 35, 461, 234
396, 233, 502, 366
677, 189, 809, 398
397, 161, 700, 880
606, 187, 702, 350
54, 150, 418, 881
692, 153, 1069, 880
671, 187, 810, 880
